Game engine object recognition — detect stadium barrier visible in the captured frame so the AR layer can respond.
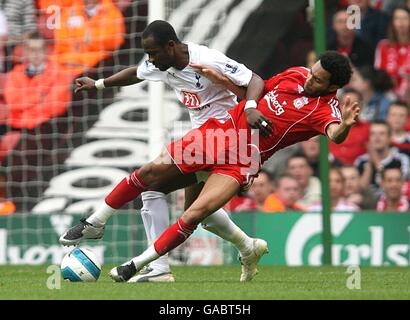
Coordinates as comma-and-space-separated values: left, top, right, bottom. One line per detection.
231, 212, 410, 266
0, 212, 409, 266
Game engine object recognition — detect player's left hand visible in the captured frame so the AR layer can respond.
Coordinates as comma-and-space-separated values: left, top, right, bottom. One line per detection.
245, 108, 273, 137
189, 63, 226, 84
341, 96, 360, 127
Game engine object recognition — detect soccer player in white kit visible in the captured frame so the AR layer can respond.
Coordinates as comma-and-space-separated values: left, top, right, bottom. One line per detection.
60, 20, 271, 282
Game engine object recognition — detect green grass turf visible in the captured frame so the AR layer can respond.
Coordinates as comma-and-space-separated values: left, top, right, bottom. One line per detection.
0, 265, 409, 300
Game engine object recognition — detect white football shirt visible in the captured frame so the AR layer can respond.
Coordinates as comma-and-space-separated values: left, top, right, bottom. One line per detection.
137, 42, 253, 128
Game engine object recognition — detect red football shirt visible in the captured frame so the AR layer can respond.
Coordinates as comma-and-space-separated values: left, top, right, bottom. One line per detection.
230, 67, 342, 164
374, 40, 410, 98
329, 120, 370, 165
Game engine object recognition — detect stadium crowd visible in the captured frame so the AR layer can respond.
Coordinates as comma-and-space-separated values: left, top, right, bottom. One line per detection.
226, 0, 410, 213
0, 0, 408, 214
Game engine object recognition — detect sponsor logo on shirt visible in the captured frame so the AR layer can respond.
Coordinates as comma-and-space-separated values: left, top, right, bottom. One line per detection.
182, 91, 201, 108
189, 104, 211, 112
264, 90, 286, 116
224, 63, 239, 74
293, 96, 309, 109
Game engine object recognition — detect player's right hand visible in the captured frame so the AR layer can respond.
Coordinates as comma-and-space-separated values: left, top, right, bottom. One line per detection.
245, 108, 273, 137
74, 77, 96, 93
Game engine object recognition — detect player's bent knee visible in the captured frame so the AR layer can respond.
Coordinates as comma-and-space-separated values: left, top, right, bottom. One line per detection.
138, 162, 170, 188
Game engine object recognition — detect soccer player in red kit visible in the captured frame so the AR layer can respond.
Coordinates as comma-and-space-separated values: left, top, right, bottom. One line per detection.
62, 51, 360, 282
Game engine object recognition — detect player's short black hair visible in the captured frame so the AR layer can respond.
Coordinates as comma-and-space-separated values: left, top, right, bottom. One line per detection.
142, 20, 181, 46
319, 51, 352, 88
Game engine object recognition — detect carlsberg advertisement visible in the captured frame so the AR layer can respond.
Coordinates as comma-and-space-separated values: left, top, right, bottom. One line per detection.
232, 212, 410, 266
0, 212, 409, 266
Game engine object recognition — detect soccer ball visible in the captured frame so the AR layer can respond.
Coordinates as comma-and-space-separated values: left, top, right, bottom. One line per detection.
61, 247, 102, 282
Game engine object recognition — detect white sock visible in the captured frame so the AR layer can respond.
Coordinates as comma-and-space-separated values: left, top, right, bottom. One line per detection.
140, 191, 170, 273
132, 244, 160, 270
86, 201, 116, 226
201, 208, 254, 255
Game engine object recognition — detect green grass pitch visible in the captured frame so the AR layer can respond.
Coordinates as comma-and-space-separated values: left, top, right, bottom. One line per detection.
0, 265, 409, 300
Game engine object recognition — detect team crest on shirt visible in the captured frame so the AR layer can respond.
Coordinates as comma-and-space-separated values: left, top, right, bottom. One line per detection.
293, 96, 309, 109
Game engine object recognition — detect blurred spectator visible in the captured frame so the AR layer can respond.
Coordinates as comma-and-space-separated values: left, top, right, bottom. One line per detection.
379, 0, 407, 14
1, 32, 73, 207
36, 0, 75, 40
0, 173, 16, 215
3, 0, 37, 71
298, 136, 320, 177
0, 9, 8, 73
308, 168, 359, 212
224, 194, 257, 213
52, 0, 125, 76
306, 50, 317, 69
329, 88, 370, 165
341, 165, 377, 208
4, 31, 73, 130
37, 0, 75, 11
377, 165, 409, 211
348, 66, 396, 122
355, 121, 410, 197
248, 170, 274, 211
347, 0, 390, 51
328, 9, 374, 68
386, 101, 410, 156
3, 0, 36, 45
374, 7, 410, 100
286, 154, 321, 208
263, 174, 305, 213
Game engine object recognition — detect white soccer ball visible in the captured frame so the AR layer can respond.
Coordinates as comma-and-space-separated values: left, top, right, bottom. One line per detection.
61, 247, 102, 282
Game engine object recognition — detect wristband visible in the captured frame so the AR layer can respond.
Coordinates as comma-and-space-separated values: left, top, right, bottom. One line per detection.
95, 79, 106, 90
244, 100, 257, 110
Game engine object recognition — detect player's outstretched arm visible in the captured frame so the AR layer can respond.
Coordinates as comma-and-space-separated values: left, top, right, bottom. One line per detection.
190, 63, 247, 98
326, 96, 360, 144
74, 67, 143, 93
191, 64, 272, 136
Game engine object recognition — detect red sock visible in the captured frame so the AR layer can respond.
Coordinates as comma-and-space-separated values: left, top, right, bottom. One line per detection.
105, 170, 147, 209
154, 218, 197, 255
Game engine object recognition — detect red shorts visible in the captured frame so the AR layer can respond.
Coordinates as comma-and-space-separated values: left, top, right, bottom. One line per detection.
167, 116, 260, 186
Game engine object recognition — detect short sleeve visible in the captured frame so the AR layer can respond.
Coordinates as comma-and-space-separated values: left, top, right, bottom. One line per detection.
309, 97, 342, 136
199, 48, 253, 87
136, 60, 165, 82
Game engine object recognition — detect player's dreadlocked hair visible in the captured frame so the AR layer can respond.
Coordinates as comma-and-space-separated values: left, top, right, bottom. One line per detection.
319, 51, 352, 88
142, 20, 181, 46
